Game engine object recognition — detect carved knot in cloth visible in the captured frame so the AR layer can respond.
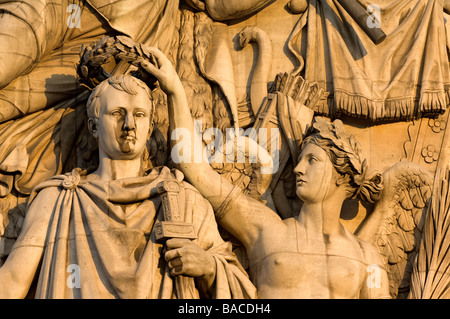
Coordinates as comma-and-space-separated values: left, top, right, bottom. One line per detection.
62, 168, 83, 190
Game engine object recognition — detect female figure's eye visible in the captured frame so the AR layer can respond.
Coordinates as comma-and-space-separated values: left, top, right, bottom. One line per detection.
309, 156, 318, 164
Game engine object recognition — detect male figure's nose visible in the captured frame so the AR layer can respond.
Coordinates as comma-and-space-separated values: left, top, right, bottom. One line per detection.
123, 112, 136, 131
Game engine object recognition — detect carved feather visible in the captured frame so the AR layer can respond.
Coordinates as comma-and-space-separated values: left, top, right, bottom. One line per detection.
356, 161, 433, 298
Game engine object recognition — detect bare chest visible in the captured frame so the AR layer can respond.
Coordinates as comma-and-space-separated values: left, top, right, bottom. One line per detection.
250, 223, 368, 298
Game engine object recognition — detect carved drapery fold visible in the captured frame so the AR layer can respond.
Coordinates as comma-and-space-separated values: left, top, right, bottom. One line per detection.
288, 0, 450, 122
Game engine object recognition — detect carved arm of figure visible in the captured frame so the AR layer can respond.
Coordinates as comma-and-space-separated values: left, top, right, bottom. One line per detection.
139, 48, 280, 253
188, 0, 277, 21
141, 49, 393, 299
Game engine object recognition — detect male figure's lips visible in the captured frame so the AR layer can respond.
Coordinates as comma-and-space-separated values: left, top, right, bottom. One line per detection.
121, 134, 136, 140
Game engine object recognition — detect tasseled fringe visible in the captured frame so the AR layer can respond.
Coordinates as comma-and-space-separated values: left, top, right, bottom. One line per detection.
314, 87, 450, 122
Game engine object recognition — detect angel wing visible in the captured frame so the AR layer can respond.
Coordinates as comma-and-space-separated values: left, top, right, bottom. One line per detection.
356, 161, 434, 299
209, 135, 274, 202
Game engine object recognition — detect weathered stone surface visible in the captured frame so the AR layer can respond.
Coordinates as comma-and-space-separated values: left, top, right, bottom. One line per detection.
0, 0, 449, 299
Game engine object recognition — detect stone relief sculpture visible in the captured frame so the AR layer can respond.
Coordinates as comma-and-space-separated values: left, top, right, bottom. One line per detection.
0, 0, 274, 262
0, 0, 449, 300
356, 162, 433, 298
0, 74, 257, 299
145, 46, 434, 298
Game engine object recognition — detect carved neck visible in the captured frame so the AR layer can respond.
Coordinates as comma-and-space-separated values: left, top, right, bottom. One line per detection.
92, 150, 145, 181
297, 193, 346, 237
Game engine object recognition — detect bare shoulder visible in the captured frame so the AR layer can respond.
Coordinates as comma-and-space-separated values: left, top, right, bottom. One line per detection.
356, 237, 385, 266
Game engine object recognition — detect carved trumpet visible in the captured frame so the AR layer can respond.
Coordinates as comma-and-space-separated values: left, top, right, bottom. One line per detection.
336, 0, 386, 44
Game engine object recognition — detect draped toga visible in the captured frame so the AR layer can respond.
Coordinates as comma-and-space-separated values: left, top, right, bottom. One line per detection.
0, 0, 180, 197
12, 166, 256, 298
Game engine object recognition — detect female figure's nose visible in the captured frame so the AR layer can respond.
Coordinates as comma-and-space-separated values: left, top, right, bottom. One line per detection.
293, 160, 305, 175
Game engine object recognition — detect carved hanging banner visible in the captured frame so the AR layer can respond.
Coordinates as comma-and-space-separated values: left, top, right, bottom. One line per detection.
288, 0, 450, 122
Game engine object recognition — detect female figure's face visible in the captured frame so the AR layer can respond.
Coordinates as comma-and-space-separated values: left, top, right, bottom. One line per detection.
293, 143, 337, 203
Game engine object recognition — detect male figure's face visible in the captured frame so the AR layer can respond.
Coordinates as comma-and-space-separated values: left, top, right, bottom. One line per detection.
89, 85, 153, 160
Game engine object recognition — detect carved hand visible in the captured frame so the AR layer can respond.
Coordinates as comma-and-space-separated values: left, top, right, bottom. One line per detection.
164, 238, 216, 284
139, 47, 183, 96
204, 0, 276, 21
185, 0, 205, 11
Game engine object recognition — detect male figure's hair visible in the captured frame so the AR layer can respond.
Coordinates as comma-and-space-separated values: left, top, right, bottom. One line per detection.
86, 75, 154, 120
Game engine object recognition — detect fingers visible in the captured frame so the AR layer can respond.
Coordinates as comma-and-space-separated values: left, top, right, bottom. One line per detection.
165, 249, 184, 276
164, 239, 190, 276
165, 238, 191, 250
164, 244, 182, 262
139, 60, 160, 77
185, 0, 205, 10
138, 47, 180, 94
144, 46, 171, 65
164, 242, 188, 277
138, 47, 167, 75
164, 239, 191, 267
164, 239, 210, 277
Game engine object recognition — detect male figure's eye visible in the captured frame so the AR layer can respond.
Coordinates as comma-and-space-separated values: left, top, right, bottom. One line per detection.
111, 110, 124, 117
134, 112, 146, 118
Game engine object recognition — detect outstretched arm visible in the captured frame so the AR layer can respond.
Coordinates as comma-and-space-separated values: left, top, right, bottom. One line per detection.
203, 0, 276, 21
184, 0, 277, 20
140, 48, 282, 251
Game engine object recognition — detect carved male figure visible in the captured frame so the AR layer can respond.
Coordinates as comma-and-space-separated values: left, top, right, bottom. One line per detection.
0, 74, 256, 299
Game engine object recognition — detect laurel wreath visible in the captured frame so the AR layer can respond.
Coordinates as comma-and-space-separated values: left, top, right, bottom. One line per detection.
309, 117, 365, 175
77, 35, 158, 90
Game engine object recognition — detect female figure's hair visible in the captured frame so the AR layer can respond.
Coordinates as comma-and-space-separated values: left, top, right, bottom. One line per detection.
300, 117, 383, 204
86, 75, 154, 120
